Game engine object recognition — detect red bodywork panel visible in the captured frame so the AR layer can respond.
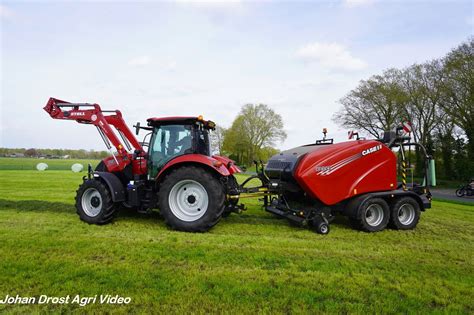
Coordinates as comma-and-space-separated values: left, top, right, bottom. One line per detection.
294, 140, 397, 205
156, 154, 240, 180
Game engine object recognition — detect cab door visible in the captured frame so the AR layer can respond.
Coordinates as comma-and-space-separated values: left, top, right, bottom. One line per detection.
148, 124, 193, 178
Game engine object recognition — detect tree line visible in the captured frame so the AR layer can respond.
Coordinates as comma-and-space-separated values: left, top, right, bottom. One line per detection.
333, 38, 473, 180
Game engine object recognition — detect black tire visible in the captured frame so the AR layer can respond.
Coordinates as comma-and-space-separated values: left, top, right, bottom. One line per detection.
313, 220, 330, 235
349, 197, 389, 232
389, 197, 421, 230
158, 166, 225, 232
455, 188, 465, 197
222, 175, 239, 218
75, 179, 117, 225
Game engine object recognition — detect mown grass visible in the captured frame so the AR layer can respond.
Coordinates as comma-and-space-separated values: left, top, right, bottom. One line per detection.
0, 170, 473, 314
0, 158, 100, 171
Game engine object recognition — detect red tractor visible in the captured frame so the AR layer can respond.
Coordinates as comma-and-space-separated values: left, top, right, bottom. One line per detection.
44, 97, 242, 232
44, 97, 433, 234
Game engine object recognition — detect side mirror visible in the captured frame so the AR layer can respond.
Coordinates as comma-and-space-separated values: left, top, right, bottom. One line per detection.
134, 122, 141, 135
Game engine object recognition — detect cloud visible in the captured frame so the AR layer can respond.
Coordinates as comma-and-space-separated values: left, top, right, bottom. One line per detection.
128, 56, 152, 66
0, 4, 14, 19
342, 0, 375, 8
296, 42, 367, 71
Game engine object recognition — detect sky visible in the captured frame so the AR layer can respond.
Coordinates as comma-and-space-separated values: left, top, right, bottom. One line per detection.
1, 0, 473, 151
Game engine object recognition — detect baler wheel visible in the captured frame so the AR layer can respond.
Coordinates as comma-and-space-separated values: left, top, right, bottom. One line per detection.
75, 179, 117, 225
388, 197, 420, 230
350, 197, 389, 232
158, 166, 225, 232
314, 220, 330, 235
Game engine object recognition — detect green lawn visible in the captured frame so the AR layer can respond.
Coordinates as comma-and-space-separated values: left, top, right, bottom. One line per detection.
0, 170, 473, 314
0, 157, 100, 171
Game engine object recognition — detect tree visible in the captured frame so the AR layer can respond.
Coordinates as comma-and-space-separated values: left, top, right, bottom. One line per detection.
24, 148, 38, 157
401, 60, 445, 147
441, 38, 474, 164
210, 125, 227, 155
434, 116, 456, 179
222, 116, 251, 164
223, 104, 286, 165
333, 69, 406, 138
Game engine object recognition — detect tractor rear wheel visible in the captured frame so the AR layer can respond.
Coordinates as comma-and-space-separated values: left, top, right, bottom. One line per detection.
389, 197, 420, 230
350, 197, 389, 232
75, 179, 117, 225
158, 166, 225, 232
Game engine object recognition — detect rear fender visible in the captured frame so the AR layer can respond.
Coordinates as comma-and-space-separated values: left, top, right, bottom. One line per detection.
93, 171, 126, 202
212, 155, 241, 175
156, 154, 230, 182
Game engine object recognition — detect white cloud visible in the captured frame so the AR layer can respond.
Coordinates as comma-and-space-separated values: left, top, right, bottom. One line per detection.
343, 0, 375, 8
128, 56, 152, 66
0, 4, 14, 19
296, 42, 367, 71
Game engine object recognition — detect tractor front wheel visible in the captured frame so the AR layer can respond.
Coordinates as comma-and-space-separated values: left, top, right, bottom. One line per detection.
158, 166, 225, 232
75, 179, 117, 225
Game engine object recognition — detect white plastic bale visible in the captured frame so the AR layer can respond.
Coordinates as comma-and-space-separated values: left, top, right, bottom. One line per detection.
71, 163, 84, 173
36, 163, 48, 171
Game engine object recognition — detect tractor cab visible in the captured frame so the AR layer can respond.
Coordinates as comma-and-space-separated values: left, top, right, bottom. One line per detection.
146, 116, 216, 177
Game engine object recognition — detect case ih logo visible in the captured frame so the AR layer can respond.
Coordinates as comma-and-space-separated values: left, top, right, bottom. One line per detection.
316, 145, 382, 176
362, 145, 382, 156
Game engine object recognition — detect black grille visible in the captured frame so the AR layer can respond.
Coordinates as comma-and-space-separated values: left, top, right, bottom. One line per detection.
266, 160, 291, 170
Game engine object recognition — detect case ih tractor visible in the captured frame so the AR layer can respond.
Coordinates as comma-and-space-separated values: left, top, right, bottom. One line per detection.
44, 97, 432, 234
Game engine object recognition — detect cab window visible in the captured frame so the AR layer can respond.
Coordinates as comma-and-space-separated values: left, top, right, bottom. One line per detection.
149, 124, 192, 177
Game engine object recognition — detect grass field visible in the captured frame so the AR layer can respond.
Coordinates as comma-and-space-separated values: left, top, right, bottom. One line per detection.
0, 158, 100, 171
0, 165, 473, 313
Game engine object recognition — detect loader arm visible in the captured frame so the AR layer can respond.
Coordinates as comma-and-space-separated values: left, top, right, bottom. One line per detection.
43, 97, 144, 159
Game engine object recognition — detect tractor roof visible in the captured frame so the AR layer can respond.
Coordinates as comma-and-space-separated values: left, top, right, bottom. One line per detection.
147, 116, 198, 125
147, 116, 216, 129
